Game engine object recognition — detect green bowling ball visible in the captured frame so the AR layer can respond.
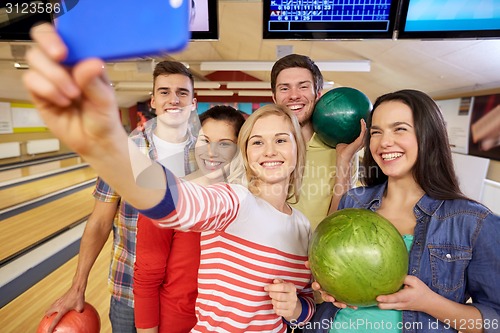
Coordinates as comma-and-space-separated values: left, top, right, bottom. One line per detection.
309, 208, 409, 307
312, 87, 372, 148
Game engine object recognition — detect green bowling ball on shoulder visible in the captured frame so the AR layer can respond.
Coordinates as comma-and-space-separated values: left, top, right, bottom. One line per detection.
312, 87, 372, 148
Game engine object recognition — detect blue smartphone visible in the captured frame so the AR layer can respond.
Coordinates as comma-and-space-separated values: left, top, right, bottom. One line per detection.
54, 0, 190, 64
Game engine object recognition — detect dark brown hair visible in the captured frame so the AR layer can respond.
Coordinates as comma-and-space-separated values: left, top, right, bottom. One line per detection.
199, 105, 246, 138
362, 89, 467, 200
270, 54, 323, 97
153, 60, 194, 92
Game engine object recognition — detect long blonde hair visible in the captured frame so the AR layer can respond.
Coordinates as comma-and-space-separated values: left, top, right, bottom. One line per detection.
225, 150, 248, 186
237, 104, 306, 203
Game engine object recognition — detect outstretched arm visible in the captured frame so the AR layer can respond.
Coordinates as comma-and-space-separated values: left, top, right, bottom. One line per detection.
23, 23, 164, 211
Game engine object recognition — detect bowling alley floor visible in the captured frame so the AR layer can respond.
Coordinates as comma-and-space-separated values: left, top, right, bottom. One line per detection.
0, 234, 113, 332
0, 155, 112, 332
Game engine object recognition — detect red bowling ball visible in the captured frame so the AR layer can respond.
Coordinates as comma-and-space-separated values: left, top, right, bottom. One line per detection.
37, 302, 100, 333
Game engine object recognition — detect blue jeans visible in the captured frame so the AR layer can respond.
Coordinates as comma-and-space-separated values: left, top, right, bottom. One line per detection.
109, 296, 136, 333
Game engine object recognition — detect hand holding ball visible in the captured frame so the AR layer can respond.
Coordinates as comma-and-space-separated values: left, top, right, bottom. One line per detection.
312, 87, 372, 148
37, 302, 101, 333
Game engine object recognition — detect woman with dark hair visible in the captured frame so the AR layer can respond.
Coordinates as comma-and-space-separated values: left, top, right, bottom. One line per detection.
305, 90, 500, 333
133, 105, 246, 333
362, 89, 466, 200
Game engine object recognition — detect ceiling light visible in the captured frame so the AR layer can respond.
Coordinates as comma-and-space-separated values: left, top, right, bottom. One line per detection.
226, 82, 270, 89
113, 62, 138, 71
196, 90, 234, 96
323, 81, 335, 89
201, 61, 273, 71
14, 62, 29, 69
114, 82, 152, 90
316, 61, 371, 72
237, 90, 273, 97
200, 60, 371, 72
194, 82, 221, 89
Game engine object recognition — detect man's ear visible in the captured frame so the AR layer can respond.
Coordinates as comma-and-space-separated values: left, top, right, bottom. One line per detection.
316, 91, 323, 101
192, 98, 198, 111
150, 95, 156, 109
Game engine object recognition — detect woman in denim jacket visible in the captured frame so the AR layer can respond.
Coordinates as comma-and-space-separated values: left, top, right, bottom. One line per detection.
305, 90, 500, 333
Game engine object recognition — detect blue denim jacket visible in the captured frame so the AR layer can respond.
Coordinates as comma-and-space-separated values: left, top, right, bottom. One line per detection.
304, 183, 500, 333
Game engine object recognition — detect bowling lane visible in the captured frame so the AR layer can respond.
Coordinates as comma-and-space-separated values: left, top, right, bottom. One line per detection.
0, 167, 97, 210
0, 235, 112, 333
0, 156, 86, 183
0, 186, 95, 264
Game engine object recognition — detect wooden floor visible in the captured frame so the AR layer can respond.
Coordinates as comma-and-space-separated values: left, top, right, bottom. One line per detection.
0, 166, 96, 210
0, 156, 112, 332
0, 156, 85, 183
0, 236, 113, 332
0, 186, 96, 263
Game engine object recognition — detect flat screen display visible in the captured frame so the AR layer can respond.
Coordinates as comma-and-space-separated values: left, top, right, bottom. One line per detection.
398, 0, 500, 39
263, 0, 399, 39
190, 0, 218, 40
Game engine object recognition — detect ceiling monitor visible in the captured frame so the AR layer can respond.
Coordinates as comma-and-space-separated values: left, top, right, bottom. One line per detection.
397, 0, 500, 39
263, 0, 400, 40
190, 0, 218, 40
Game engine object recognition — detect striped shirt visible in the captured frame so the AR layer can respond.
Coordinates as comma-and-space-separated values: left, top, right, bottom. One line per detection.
139, 169, 315, 332
93, 119, 197, 307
